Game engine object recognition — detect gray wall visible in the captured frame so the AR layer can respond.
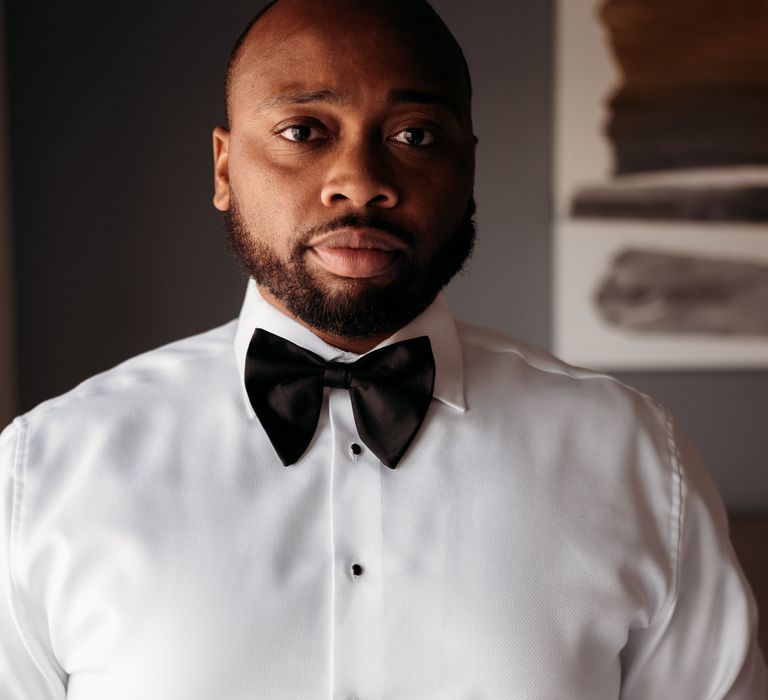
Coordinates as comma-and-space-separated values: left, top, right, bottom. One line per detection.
5, 0, 766, 511
0, 0, 16, 426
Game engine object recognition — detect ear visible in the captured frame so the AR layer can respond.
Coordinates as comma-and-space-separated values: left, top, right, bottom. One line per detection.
212, 127, 231, 211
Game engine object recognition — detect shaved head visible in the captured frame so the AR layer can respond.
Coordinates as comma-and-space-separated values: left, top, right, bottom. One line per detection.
225, 0, 472, 126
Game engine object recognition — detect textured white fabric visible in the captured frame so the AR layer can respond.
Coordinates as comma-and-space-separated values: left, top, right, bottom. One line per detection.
1, 280, 765, 699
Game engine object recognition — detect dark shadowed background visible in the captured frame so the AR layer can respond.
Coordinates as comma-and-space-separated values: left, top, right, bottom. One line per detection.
1, 0, 766, 513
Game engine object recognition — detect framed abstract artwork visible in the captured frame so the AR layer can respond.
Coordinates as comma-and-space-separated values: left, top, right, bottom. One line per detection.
553, 0, 768, 369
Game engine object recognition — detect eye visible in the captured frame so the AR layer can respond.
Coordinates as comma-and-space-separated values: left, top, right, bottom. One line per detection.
391, 127, 437, 146
276, 124, 322, 143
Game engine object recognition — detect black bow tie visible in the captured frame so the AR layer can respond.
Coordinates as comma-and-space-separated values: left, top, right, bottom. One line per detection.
244, 329, 435, 468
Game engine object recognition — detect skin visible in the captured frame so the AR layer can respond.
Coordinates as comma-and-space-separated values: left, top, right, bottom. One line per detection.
213, 0, 476, 352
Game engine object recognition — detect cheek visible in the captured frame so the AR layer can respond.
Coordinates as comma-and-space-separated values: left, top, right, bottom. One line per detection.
229, 154, 285, 207
230, 135, 321, 207
411, 163, 473, 234
228, 149, 319, 246
415, 148, 473, 198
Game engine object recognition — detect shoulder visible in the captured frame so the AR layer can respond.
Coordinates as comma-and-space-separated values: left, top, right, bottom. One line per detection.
456, 319, 665, 424
454, 320, 676, 491
3, 320, 243, 529
14, 320, 239, 436
458, 319, 630, 383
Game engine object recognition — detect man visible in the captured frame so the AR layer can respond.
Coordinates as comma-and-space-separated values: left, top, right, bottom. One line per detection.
1, 0, 765, 697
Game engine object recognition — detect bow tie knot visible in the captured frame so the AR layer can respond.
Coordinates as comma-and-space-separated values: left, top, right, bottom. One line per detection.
324, 362, 353, 390
244, 329, 436, 468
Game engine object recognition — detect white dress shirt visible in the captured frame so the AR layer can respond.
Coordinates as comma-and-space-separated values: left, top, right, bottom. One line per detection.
1, 280, 765, 699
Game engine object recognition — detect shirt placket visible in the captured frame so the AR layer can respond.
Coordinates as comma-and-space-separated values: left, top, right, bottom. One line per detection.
327, 388, 384, 700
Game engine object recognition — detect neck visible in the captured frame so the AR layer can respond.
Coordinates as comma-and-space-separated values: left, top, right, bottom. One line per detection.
259, 288, 395, 354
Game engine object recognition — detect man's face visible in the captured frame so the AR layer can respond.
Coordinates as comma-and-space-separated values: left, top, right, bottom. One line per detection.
213, 0, 476, 341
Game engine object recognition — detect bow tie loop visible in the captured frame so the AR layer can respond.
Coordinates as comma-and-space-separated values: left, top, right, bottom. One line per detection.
245, 329, 435, 468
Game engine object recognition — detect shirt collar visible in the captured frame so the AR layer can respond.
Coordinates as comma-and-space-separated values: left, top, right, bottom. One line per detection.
234, 279, 466, 417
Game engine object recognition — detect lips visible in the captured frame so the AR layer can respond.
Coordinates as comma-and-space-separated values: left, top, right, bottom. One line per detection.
307, 228, 409, 278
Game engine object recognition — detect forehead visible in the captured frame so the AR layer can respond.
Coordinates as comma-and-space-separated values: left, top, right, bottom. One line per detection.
229, 1, 470, 118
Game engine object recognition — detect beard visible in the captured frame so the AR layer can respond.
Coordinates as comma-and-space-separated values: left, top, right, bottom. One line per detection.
223, 194, 476, 339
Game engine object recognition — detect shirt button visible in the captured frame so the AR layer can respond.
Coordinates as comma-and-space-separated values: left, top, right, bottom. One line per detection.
351, 563, 364, 577
350, 443, 362, 456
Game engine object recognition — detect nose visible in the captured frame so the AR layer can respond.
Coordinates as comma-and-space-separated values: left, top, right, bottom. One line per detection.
320, 138, 399, 209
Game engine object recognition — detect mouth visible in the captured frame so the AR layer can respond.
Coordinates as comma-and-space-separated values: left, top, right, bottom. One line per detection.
307, 228, 410, 279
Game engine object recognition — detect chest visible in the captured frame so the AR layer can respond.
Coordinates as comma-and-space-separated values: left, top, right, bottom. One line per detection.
29, 393, 647, 699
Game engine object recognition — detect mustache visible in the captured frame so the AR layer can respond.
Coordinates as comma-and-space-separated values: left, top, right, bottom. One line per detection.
296, 213, 417, 249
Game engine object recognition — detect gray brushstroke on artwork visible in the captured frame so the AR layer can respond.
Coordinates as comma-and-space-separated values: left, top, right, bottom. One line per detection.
572, 184, 768, 222
594, 248, 768, 334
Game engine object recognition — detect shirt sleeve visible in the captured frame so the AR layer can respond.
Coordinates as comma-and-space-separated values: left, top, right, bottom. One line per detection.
0, 421, 67, 699
619, 413, 768, 699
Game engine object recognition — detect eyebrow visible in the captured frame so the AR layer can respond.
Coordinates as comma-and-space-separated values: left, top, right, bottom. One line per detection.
251, 87, 463, 120
253, 89, 345, 115
387, 89, 462, 120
